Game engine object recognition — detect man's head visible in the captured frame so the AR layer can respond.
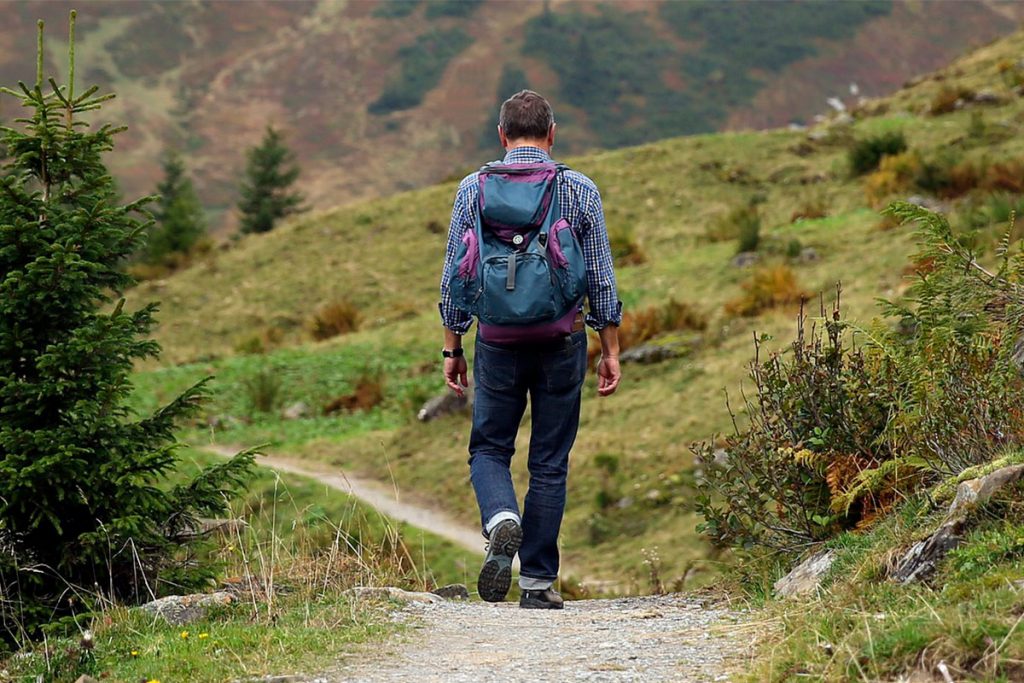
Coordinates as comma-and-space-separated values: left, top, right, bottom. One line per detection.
497, 90, 556, 152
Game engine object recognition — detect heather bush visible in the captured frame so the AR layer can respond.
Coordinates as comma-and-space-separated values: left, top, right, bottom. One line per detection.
848, 131, 908, 176
697, 203, 1024, 552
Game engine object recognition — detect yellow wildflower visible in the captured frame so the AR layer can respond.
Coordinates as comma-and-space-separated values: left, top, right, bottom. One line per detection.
198, 632, 209, 639
130, 650, 139, 657
180, 630, 189, 639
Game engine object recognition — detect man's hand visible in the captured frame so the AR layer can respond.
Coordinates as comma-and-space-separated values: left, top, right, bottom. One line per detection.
444, 356, 469, 397
597, 355, 620, 397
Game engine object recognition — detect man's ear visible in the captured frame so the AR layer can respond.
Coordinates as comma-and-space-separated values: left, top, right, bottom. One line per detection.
498, 126, 509, 150
547, 123, 557, 149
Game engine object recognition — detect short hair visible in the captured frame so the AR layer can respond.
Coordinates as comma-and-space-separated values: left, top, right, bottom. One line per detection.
498, 90, 554, 141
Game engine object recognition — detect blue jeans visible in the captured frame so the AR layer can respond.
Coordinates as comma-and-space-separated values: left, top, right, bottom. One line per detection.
468, 329, 588, 584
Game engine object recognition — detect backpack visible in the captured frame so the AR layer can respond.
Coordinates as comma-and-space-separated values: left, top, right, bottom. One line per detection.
449, 162, 587, 343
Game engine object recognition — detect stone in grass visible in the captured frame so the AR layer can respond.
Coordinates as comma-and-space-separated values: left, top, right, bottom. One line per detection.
773, 549, 836, 599
346, 586, 444, 604
281, 401, 312, 420
418, 387, 472, 422
891, 463, 1024, 584
139, 591, 234, 626
431, 583, 470, 600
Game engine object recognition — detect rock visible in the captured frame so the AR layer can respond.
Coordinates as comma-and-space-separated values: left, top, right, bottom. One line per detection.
431, 583, 470, 600
799, 247, 819, 263
972, 89, 1004, 105
74, 676, 100, 683
418, 386, 472, 422
890, 464, 1024, 584
773, 549, 835, 598
731, 251, 760, 268
947, 464, 1024, 517
619, 344, 679, 365
889, 519, 964, 584
281, 401, 311, 420
346, 586, 444, 604
906, 195, 949, 214
139, 591, 234, 625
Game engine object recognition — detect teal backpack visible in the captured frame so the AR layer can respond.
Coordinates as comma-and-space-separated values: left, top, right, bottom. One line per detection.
449, 162, 587, 343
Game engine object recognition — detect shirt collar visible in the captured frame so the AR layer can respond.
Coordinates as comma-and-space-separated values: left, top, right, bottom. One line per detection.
502, 146, 552, 165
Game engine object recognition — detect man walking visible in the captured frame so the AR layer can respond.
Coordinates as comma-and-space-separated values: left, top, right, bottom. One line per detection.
439, 90, 622, 609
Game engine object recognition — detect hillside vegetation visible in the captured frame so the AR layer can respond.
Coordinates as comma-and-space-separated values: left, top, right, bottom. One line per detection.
126, 27, 1024, 602
2, 1, 1020, 227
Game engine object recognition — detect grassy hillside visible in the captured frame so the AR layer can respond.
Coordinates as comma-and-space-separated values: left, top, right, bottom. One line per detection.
129, 29, 1024, 588
2, 1, 1020, 230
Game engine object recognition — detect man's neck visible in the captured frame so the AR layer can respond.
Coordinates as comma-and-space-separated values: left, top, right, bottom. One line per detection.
505, 141, 550, 154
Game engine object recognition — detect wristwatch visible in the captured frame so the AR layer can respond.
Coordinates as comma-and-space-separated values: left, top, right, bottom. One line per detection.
442, 347, 464, 359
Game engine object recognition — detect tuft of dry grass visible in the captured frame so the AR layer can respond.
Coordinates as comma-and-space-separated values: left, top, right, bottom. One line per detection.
323, 374, 386, 414
725, 265, 808, 318
929, 85, 975, 115
309, 300, 362, 341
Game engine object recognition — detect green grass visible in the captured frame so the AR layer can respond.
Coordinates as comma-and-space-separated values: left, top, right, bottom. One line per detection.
126, 29, 1024, 590
743, 486, 1024, 681
1, 447, 478, 682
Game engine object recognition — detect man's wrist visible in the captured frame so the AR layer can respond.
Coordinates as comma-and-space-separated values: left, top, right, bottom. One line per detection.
442, 347, 464, 358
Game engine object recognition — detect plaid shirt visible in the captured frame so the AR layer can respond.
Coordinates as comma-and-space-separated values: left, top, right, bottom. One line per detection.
438, 146, 622, 335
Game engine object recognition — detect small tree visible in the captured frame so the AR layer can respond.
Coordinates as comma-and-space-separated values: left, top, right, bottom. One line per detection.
143, 149, 206, 263
0, 15, 255, 641
237, 125, 304, 234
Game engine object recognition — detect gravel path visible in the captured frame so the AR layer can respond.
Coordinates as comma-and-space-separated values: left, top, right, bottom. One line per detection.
334, 595, 750, 683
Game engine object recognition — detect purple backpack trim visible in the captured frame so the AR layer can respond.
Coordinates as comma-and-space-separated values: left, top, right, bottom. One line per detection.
547, 218, 572, 268
458, 229, 479, 279
478, 306, 579, 344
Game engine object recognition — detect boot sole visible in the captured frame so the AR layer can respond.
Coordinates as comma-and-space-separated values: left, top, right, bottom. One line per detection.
477, 522, 522, 603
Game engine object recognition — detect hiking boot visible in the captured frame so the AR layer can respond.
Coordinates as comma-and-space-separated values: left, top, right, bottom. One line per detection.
519, 588, 564, 610
477, 519, 523, 603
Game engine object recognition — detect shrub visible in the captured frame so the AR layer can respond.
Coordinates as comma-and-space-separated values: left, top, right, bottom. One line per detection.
308, 299, 361, 340
790, 194, 827, 223
983, 159, 1024, 194
864, 151, 921, 206
619, 298, 707, 348
590, 298, 707, 365
929, 85, 974, 115
848, 131, 908, 176
608, 225, 646, 265
724, 265, 808, 317
243, 368, 284, 415
697, 203, 1024, 552
915, 151, 983, 199
706, 204, 760, 253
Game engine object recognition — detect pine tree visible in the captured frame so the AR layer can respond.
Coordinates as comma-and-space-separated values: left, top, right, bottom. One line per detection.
0, 14, 256, 639
237, 125, 304, 234
144, 149, 206, 263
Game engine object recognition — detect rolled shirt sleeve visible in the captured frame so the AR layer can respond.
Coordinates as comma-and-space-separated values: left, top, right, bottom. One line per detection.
579, 186, 623, 331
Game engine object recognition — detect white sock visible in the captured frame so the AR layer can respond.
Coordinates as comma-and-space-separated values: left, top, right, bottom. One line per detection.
484, 511, 520, 536
519, 576, 554, 591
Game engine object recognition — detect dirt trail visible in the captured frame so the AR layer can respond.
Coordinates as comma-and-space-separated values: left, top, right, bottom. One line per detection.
202, 443, 486, 555
333, 594, 750, 683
